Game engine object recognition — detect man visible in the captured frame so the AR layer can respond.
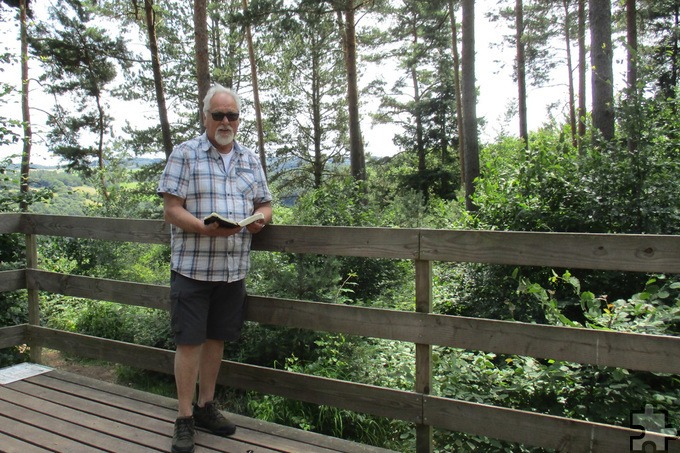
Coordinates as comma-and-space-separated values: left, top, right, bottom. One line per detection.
157, 84, 272, 453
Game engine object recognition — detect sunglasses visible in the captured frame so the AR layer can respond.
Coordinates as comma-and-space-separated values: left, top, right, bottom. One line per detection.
210, 111, 240, 122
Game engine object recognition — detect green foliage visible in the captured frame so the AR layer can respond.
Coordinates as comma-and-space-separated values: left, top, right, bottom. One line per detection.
0, 157, 54, 212
0, 290, 29, 367
518, 271, 680, 336
471, 131, 585, 232
29, 0, 132, 177
28, 169, 88, 215
288, 178, 419, 304
472, 103, 680, 236
0, 78, 21, 148
430, 270, 680, 449
42, 296, 173, 350
246, 334, 413, 450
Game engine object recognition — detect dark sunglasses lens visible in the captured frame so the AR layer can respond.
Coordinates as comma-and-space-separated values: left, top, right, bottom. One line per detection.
211, 112, 239, 121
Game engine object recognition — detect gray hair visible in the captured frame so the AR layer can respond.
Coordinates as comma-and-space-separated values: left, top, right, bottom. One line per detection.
202, 84, 242, 113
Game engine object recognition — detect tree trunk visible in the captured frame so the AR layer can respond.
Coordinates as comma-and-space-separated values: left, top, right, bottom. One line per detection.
409, 20, 427, 201
194, 0, 210, 128
589, 0, 615, 141
563, 0, 577, 148
144, 0, 173, 158
338, 1, 366, 182
242, 0, 267, 174
95, 92, 110, 201
577, 0, 587, 152
449, 0, 465, 186
19, 0, 31, 212
312, 42, 323, 188
461, 0, 479, 211
515, 0, 529, 148
626, 0, 638, 154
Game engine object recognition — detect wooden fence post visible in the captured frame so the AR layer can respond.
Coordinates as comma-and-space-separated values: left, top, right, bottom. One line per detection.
26, 233, 41, 363
415, 259, 433, 453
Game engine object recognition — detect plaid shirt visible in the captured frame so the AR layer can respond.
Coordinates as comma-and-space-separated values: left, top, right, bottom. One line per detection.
157, 133, 272, 282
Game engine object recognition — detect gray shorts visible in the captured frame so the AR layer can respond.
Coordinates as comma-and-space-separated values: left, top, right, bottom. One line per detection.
170, 271, 246, 345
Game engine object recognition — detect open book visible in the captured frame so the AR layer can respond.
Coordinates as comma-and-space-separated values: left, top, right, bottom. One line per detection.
203, 212, 264, 228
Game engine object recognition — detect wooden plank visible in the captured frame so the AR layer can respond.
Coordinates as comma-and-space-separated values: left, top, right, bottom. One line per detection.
414, 260, 433, 453
0, 384, 170, 451
247, 297, 680, 374
215, 360, 423, 424
416, 313, 680, 374
30, 326, 176, 376
420, 229, 680, 273
9, 375, 274, 453
20, 214, 170, 244
47, 370, 397, 453
423, 395, 680, 453
0, 412, 100, 453
0, 269, 25, 292
0, 431, 51, 453
11, 215, 680, 274
26, 270, 170, 311
0, 324, 27, 349
0, 400, 109, 452
252, 225, 420, 259
26, 234, 41, 363
0, 213, 21, 233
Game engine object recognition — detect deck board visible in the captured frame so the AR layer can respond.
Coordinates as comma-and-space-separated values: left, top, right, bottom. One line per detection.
0, 430, 52, 453
0, 368, 397, 453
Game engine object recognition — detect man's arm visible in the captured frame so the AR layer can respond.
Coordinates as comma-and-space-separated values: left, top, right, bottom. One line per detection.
246, 201, 272, 234
162, 193, 240, 236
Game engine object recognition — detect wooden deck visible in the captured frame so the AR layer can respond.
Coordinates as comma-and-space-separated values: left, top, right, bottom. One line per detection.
0, 367, 397, 453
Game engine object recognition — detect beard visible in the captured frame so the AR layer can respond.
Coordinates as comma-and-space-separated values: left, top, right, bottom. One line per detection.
214, 127, 234, 146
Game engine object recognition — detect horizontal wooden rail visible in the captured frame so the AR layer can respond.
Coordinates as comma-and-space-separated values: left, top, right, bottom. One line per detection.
422, 395, 676, 452
247, 296, 680, 375
17, 214, 170, 244
0, 213, 21, 234
23, 270, 680, 374
419, 229, 680, 273
10, 214, 680, 271
26, 270, 169, 311
0, 325, 27, 350
0, 270, 25, 293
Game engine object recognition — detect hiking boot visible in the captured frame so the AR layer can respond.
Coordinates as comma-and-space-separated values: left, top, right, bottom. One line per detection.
171, 416, 195, 453
193, 401, 236, 436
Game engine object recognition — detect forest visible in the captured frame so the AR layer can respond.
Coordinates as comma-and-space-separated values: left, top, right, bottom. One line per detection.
1, 0, 679, 451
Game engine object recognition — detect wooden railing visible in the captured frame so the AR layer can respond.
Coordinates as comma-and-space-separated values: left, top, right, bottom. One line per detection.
1, 213, 679, 453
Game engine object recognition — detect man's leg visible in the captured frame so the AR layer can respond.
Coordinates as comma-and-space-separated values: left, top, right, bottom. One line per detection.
175, 343, 202, 417
197, 339, 224, 406
193, 338, 236, 436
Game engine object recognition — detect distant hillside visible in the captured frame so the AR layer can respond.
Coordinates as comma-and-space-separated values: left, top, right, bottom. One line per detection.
8, 156, 165, 171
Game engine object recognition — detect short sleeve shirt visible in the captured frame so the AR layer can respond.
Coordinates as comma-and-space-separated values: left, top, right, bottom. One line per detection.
157, 133, 272, 282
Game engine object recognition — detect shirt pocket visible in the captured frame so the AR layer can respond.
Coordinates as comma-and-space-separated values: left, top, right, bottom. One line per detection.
235, 167, 256, 196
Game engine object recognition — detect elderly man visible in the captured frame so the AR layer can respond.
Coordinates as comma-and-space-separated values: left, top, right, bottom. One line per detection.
157, 84, 272, 453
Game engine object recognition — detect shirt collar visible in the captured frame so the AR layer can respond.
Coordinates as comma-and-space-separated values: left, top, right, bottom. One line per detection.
200, 132, 242, 159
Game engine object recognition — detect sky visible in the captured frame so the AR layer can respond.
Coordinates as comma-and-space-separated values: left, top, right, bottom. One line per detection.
0, 1, 622, 167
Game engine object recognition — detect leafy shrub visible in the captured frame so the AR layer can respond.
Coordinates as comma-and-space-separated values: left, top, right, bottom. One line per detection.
245, 334, 413, 451
43, 296, 172, 349
420, 271, 680, 451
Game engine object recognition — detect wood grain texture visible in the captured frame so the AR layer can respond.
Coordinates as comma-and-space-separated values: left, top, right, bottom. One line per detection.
0, 369, 395, 453
420, 229, 680, 272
